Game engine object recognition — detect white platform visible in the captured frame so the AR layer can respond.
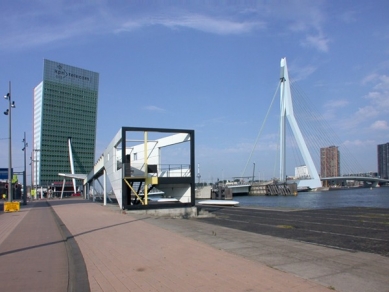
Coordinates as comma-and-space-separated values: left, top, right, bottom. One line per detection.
148, 197, 179, 202
198, 200, 239, 206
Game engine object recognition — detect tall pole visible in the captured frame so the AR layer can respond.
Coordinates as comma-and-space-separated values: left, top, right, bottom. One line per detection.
22, 132, 28, 205
252, 162, 255, 183
7, 81, 13, 202
30, 153, 33, 200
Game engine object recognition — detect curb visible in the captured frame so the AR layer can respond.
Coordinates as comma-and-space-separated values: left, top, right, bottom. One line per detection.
47, 201, 90, 292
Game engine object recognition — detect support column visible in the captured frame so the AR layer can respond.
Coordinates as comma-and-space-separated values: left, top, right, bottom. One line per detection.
144, 131, 148, 205
103, 169, 107, 206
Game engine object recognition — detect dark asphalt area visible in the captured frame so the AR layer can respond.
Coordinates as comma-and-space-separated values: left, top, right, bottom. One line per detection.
196, 206, 389, 257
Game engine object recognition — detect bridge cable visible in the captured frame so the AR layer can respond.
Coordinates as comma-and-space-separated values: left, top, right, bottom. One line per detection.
291, 80, 366, 175
241, 81, 281, 178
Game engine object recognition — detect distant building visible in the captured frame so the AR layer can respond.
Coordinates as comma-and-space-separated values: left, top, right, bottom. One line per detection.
33, 59, 99, 187
377, 142, 389, 179
295, 165, 309, 179
320, 146, 340, 177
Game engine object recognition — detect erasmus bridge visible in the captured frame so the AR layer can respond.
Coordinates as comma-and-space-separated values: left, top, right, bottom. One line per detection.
242, 57, 389, 190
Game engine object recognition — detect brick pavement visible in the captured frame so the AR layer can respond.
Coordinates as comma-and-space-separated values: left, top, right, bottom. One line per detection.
48, 198, 331, 292
1, 199, 334, 291
0, 201, 68, 292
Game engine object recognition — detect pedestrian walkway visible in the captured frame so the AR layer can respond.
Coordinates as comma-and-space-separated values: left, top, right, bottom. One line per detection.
49, 199, 331, 291
0, 201, 68, 292
1, 198, 387, 291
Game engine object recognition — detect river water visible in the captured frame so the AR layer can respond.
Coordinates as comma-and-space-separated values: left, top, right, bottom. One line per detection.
234, 186, 389, 209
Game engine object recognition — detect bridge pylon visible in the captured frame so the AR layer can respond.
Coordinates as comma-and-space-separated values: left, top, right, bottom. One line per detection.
279, 58, 321, 189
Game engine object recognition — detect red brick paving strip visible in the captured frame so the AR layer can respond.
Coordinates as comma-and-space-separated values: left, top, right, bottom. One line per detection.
50, 199, 331, 292
0, 204, 30, 245
0, 201, 68, 292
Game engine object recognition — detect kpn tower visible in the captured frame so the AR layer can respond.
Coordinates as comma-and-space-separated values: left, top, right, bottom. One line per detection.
33, 59, 99, 191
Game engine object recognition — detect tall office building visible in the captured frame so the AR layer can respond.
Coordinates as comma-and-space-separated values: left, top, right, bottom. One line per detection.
377, 142, 389, 179
320, 146, 340, 177
33, 59, 99, 187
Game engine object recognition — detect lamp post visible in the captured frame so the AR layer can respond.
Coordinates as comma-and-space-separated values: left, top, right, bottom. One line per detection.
30, 154, 33, 200
22, 132, 28, 205
4, 81, 15, 202
33, 147, 40, 199
252, 162, 255, 183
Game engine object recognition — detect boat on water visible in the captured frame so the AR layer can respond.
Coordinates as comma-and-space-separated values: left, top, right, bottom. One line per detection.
297, 186, 311, 192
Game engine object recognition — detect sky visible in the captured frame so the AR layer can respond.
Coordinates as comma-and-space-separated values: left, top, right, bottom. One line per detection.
0, 0, 388, 184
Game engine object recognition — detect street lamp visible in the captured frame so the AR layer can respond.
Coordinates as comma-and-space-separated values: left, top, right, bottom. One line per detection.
252, 162, 255, 183
4, 81, 15, 202
29, 154, 33, 200
22, 132, 28, 205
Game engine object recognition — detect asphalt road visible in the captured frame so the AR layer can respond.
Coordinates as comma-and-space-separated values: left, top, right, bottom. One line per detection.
196, 206, 389, 257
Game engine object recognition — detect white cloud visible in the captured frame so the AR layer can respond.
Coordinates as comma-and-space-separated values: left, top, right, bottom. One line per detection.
335, 105, 380, 132
362, 73, 379, 85
339, 10, 357, 24
302, 33, 330, 52
195, 116, 226, 129
1, 17, 100, 50
0, 1, 329, 51
355, 105, 380, 119
363, 75, 389, 110
289, 21, 309, 32
19, 13, 258, 50
365, 91, 389, 109
321, 99, 349, 120
1, 3, 266, 50
274, 1, 329, 53
143, 105, 166, 112
340, 73, 389, 132
324, 99, 349, 108
275, 0, 326, 32
370, 120, 389, 130
342, 139, 375, 147
373, 75, 389, 91
291, 65, 318, 82
118, 14, 265, 35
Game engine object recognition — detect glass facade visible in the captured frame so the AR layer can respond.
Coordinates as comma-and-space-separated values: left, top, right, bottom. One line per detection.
378, 143, 389, 179
33, 59, 99, 187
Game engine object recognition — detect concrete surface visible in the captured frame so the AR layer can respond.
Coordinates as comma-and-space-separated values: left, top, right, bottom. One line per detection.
1, 198, 388, 292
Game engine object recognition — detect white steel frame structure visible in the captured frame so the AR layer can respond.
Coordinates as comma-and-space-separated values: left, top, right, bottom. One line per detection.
279, 58, 321, 189
84, 127, 195, 210
67, 138, 77, 194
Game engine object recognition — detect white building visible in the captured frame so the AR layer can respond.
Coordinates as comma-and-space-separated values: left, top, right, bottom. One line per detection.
295, 165, 309, 179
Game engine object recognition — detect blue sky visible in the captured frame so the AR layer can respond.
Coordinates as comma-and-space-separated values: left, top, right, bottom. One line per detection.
0, 0, 388, 184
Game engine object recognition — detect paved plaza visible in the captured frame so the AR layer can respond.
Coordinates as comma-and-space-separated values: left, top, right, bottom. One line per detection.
0, 198, 388, 291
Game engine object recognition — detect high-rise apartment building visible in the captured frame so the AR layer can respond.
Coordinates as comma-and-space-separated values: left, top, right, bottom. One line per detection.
377, 142, 389, 179
33, 59, 99, 187
320, 146, 340, 177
